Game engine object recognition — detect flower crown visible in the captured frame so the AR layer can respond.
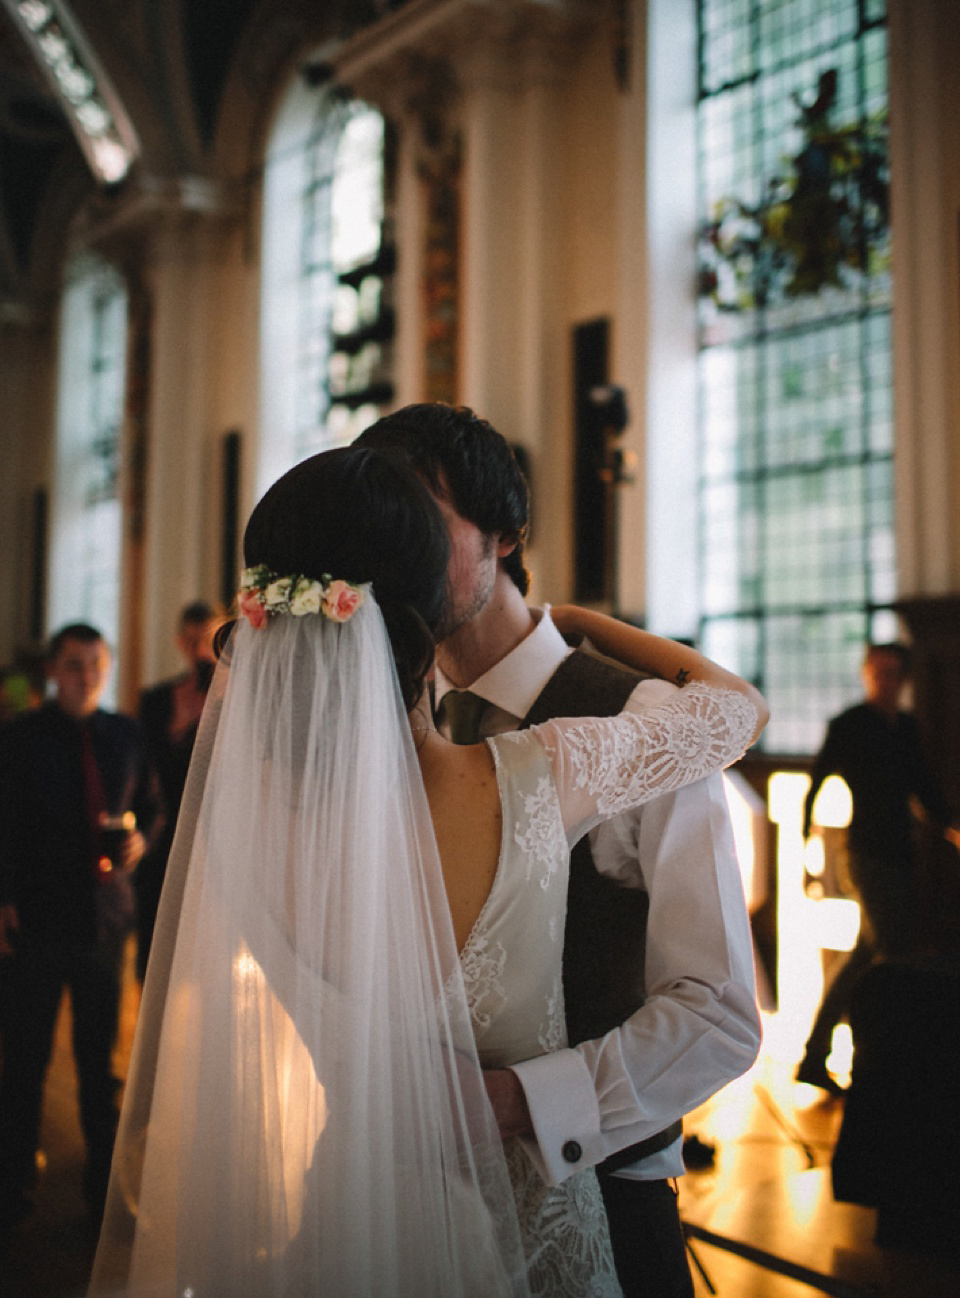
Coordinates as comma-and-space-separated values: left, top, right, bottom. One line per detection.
238, 565, 366, 629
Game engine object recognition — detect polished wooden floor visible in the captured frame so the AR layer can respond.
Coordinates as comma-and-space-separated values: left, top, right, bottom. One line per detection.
679, 1025, 960, 1297
2, 947, 958, 1298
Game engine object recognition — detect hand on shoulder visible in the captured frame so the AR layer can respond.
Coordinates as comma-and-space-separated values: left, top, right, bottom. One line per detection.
547, 604, 769, 742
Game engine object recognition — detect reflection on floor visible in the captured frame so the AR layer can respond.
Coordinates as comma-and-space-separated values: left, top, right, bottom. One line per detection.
679, 1015, 960, 1297
2, 954, 959, 1297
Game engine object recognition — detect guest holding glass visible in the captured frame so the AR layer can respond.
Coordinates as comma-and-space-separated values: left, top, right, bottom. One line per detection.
0, 623, 163, 1232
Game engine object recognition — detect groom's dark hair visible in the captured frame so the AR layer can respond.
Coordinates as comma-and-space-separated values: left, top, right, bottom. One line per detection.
241, 446, 450, 708
356, 403, 531, 596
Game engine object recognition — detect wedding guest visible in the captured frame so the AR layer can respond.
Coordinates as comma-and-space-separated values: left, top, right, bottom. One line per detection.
0, 624, 162, 1230
136, 600, 219, 980
797, 641, 959, 1094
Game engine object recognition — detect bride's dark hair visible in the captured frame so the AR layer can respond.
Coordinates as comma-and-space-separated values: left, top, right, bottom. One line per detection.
235, 445, 449, 708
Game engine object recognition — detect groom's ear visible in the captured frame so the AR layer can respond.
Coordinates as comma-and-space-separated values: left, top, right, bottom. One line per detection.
496, 532, 518, 559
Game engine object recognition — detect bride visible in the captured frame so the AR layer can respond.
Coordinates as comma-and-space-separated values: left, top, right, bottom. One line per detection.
89, 445, 766, 1297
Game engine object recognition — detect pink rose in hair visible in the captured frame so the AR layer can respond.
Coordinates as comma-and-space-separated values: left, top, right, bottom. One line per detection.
239, 589, 268, 629
322, 581, 363, 623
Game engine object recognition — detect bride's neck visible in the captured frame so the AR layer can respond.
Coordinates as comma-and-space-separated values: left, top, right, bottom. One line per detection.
408, 694, 437, 744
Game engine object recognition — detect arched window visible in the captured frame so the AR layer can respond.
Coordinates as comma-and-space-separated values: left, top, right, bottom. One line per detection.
260, 85, 394, 496
695, 0, 892, 753
49, 252, 128, 669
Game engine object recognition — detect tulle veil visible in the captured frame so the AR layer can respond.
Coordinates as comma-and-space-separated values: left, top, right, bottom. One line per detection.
89, 600, 530, 1296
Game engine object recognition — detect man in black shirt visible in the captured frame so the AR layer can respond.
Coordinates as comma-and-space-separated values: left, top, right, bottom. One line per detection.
796, 642, 958, 1093
0, 624, 163, 1228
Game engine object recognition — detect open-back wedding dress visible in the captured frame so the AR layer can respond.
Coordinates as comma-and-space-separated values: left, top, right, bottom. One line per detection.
88, 602, 755, 1298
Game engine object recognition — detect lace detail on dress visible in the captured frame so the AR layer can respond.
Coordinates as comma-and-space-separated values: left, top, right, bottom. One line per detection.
538, 975, 564, 1054
550, 683, 756, 818
504, 1140, 622, 1298
460, 927, 507, 1034
513, 775, 568, 890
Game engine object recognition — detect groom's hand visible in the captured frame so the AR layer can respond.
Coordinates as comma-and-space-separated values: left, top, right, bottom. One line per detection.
483, 1068, 533, 1140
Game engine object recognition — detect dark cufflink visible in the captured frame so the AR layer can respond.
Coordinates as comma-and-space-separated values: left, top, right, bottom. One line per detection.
562, 1140, 582, 1164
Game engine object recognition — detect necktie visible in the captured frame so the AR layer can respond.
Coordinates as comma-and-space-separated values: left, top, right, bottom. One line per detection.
443, 689, 486, 745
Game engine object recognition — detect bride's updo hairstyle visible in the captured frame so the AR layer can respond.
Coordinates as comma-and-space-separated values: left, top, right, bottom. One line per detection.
238, 445, 450, 708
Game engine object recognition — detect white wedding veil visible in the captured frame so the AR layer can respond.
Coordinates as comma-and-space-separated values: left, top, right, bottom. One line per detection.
89, 603, 529, 1296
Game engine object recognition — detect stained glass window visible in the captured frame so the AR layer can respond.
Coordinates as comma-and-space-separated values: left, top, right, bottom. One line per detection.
696, 0, 892, 753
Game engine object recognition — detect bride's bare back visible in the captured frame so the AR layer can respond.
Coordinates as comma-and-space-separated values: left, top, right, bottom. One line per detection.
418, 739, 502, 953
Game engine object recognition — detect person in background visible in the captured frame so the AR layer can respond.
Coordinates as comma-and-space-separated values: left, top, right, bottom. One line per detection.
797, 641, 960, 1094
358, 403, 763, 1298
135, 601, 219, 981
0, 624, 163, 1230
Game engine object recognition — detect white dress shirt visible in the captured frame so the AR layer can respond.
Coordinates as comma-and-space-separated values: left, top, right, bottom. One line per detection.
436, 608, 762, 1187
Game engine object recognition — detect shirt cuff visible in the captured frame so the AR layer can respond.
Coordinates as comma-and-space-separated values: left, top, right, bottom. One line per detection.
510, 1048, 604, 1186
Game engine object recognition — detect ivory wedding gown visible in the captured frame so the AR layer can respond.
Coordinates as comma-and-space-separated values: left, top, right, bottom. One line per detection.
460, 685, 757, 1296
88, 596, 755, 1298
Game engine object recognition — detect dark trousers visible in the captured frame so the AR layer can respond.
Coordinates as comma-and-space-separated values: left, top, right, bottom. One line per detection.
802, 848, 915, 1068
802, 934, 875, 1065
833, 962, 960, 1259
0, 932, 125, 1203
599, 1173, 693, 1298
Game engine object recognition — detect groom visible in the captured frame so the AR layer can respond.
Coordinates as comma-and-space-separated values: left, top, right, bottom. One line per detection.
358, 405, 761, 1297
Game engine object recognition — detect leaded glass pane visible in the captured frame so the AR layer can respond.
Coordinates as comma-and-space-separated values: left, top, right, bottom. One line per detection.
701, 615, 761, 685
762, 608, 867, 751
696, 0, 891, 754
700, 0, 753, 93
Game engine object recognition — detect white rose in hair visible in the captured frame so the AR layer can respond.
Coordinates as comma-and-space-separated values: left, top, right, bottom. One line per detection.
290, 579, 324, 616
264, 578, 292, 609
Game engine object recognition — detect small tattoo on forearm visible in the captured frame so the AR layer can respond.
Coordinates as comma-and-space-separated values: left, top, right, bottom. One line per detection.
675, 668, 690, 687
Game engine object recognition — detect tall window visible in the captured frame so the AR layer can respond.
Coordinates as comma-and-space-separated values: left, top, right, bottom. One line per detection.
49, 253, 127, 666
695, 0, 891, 753
261, 89, 394, 496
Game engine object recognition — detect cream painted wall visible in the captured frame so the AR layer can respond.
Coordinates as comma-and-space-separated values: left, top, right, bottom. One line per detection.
560, 38, 620, 323
458, 18, 631, 607
540, 27, 623, 607
642, 0, 699, 639
458, 53, 526, 428
138, 215, 227, 694
139, 209, 260, 692
206, 215, 262, 598
611, 3, 653, 623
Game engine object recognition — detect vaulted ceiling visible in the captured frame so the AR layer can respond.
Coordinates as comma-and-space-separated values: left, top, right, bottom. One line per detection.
0, 0, 400, 315
0, 5, 78, 304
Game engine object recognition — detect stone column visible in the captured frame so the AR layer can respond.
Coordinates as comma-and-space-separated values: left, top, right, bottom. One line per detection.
888, 0, 960, 595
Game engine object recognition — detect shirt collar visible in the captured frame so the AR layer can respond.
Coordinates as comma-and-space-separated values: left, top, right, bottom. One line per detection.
435, 606, 572, 722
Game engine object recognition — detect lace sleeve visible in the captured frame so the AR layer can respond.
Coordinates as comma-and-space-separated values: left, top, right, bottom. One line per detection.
515, 683, 757, 841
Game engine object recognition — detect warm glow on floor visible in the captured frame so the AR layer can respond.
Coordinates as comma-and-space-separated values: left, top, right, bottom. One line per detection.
766, 771, 860, 1065
825, 1023, 853, 1089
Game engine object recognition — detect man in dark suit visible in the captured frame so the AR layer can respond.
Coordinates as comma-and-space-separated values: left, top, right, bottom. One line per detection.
136, 600, 218, 980
0, 623, 163, 1229
359, 404, 762, 1297
797, 641, 959, 1093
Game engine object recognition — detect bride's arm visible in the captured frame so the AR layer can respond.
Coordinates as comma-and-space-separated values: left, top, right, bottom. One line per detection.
551, 604, 769, 744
